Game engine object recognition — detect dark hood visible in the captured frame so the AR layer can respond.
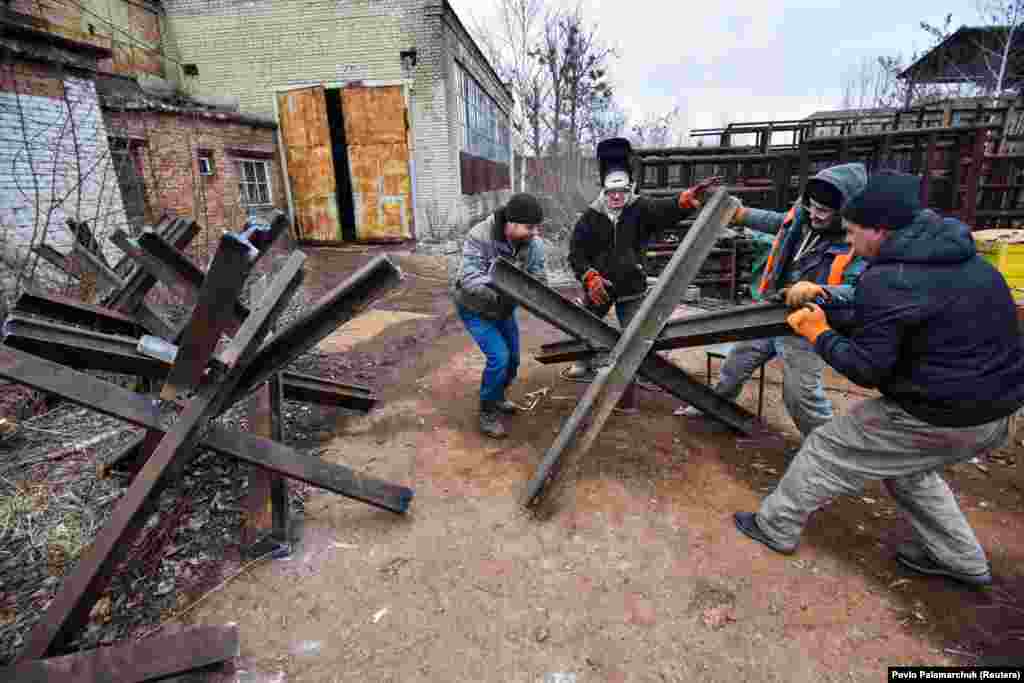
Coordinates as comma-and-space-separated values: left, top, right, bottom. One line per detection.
873, 209, 976, 266
805, 163, 868, 234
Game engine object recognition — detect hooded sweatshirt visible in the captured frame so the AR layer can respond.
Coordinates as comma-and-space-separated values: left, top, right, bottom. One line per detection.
816, 207, 1024, 427
738, 162, 869, 300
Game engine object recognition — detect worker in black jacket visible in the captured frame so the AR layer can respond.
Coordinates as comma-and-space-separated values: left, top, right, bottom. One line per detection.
735, 172, 1024, 586
564, 137, 719, 387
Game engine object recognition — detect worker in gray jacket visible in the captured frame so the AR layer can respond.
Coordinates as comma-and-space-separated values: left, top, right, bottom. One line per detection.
452, 193, 547, 439
680, 163, 868, 440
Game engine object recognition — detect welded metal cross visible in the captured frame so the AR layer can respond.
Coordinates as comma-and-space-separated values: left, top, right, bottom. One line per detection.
1, 231, 412, 661
488, 190, 765, 509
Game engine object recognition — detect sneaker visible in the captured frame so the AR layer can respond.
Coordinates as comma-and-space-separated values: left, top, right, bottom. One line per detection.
562, 363, 597, 382
479, 410, 507, 439
496, 399, 520, 415
674, 404, 704, 418
895, 543, 992, 587
733, 512, 796, 555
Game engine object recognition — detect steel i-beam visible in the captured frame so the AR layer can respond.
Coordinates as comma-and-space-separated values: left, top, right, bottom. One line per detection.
515, 189, 740, 507
535, 302, 793, 364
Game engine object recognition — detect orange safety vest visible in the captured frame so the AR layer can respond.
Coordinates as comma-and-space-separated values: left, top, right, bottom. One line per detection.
757, 206, 855, 294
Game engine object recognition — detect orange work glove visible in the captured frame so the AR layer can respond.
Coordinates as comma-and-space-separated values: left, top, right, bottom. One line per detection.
678, 175, 724, 210
583, 269, 611, 306
787, 303, 831, 343
783, 281, 827, 308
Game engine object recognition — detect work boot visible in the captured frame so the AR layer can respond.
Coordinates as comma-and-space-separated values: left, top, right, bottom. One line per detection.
479, 403, 507, 439
895, 542, 992, 587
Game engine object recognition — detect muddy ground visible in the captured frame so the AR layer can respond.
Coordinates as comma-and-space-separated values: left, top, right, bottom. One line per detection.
156, 247, 1021, 683
5, 246, 1024, 681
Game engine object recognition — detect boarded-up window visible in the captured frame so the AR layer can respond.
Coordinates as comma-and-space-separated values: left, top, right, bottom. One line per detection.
236, 158, 272, 213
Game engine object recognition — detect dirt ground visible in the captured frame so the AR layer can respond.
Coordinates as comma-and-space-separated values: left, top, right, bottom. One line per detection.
159, 247, 1024, 682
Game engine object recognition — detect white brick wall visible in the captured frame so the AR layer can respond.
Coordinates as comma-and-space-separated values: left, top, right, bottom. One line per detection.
161, 0, 514, 243
0, 75, 130, 294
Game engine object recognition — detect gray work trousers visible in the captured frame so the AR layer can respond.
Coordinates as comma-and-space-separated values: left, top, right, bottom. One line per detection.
713, 335, 831, 437
756, 397, 1009, 575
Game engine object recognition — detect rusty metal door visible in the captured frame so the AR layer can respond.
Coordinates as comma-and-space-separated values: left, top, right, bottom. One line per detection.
341, 85, 413, 241
276, 86, 342, 242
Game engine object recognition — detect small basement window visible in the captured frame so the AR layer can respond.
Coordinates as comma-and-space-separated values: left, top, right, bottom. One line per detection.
198, 151, 215, 176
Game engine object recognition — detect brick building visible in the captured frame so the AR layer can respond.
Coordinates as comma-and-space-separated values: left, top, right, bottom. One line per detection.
0, 0, 288, 300
160, 0, 515, 244
0, 3, 131, 292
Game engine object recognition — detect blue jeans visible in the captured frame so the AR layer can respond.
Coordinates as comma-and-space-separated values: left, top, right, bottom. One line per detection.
458, 306, 520, 405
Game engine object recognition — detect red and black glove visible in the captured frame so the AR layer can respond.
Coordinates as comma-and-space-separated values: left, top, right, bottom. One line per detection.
583, 269, 611, 306
678, 175, 725, 210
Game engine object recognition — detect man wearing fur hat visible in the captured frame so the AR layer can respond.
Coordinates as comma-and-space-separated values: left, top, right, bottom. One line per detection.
453, 193, 547, 438
735, 172, 1024, 586
565, 137, 720, 401
680, 163, 868, 441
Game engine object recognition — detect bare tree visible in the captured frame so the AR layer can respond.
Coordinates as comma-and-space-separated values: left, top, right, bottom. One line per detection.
628, 106, 685, 148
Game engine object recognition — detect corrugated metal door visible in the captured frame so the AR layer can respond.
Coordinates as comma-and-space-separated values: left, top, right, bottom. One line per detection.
341, 85, 413, 241
276, 86, 342, 242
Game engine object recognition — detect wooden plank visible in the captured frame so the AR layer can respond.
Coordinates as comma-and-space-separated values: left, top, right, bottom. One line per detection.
160, 233, 257, 399
0, 624, 239, 683
277, 86, 342, 242
16, 253, 304, 660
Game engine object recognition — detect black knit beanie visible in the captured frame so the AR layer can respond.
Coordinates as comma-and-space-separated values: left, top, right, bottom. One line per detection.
504, 193, 544, 224
841, 172, 922, 230
805, 178, 844, 211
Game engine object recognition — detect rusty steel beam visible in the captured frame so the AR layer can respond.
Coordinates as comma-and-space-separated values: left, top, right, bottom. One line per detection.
0, 346, 413, 511
519, 189, 741, 508
32, 244, 79, 278
1, 314, 171, 378
109, 214, 175, 276
2, 624, 239, 683
232, 254, 403, 398
280, 371, 378, 412
71, 241, 124, 292
159, 233, 258, 399
105, 218, 199, 314
132, 230, 251, 324
489, 258, 758, 434
16, 252, 304, 660
535, 302, 793, 364
14, 287, 142, 337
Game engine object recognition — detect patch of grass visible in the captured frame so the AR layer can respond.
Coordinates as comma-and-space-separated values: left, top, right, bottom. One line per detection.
46, 512, 85, 575
0, 482, 48, 535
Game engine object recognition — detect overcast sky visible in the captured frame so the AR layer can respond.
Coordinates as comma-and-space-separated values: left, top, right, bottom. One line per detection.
449, 0, 984, 138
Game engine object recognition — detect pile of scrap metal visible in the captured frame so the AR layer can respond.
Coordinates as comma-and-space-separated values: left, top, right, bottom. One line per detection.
0, 211, 414, 681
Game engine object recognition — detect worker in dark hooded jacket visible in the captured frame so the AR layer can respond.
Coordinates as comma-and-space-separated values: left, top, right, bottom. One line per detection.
735, 172, 1024, 586
565, 139, 720, 394
680, 163, 868, 441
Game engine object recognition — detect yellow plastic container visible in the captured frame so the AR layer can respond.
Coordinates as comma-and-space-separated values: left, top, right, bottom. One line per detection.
976, 239, 1024, 294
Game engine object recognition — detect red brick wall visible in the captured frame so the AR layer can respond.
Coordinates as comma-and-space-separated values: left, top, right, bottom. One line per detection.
0, 60, 65, 99
103, 109, 287, 263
